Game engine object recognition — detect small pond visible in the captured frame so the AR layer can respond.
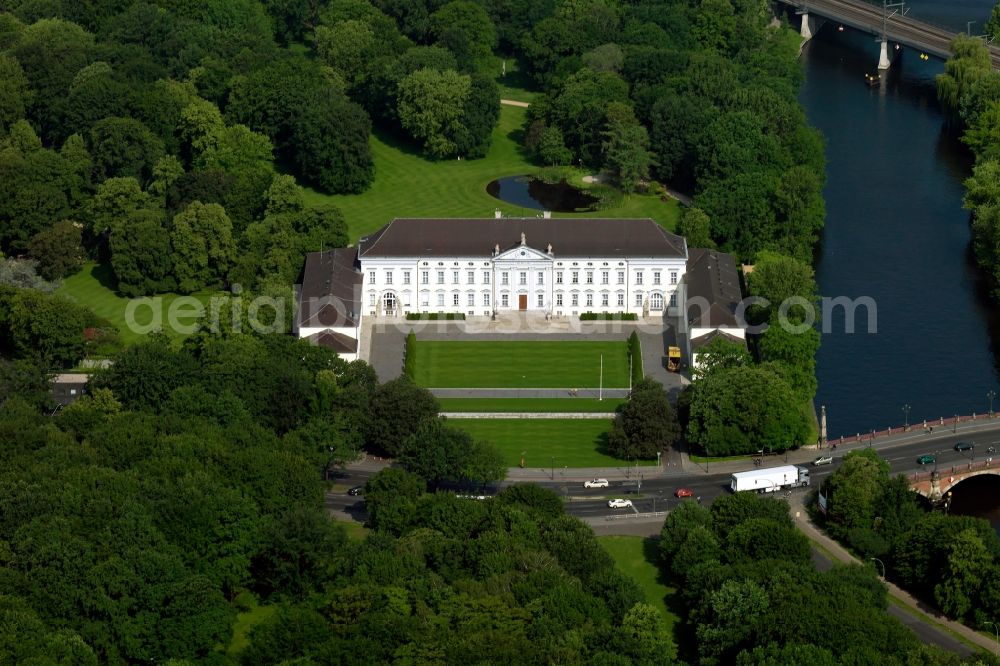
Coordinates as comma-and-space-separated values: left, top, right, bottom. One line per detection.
486, 175, 599, 212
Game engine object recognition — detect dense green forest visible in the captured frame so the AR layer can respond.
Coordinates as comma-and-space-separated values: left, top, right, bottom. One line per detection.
659, 491, 995, 666
0, 0, 852, 662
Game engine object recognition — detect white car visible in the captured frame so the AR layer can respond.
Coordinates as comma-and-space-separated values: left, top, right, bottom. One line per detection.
607, 498, 633, 509
584, 478, 610, 488
813, 455, 834, 466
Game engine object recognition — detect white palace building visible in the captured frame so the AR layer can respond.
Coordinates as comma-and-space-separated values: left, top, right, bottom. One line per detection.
295, 215, 743, 363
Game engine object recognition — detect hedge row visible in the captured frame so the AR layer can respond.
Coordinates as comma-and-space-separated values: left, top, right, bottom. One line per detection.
405, 313, 466, 320
579, 312, 638, 321
404, 331, 416, 378
627, 331, 643, 386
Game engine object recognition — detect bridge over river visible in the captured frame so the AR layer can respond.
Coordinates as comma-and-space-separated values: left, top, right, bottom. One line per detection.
779, 0, 1000, 69
910, 460, 1000, 502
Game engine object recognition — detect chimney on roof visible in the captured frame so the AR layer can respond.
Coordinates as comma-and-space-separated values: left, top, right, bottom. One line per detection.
520, 232, 526, 246
493, 243, 500, 256
494, 208, 502, 219
543, 211, 551, 218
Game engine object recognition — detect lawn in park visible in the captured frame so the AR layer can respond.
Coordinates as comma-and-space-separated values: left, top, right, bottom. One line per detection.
412, 340, 630, 388
305, 104, 680, 242
222, 599, 275, 657
598, 536, 682, 659
58, 262, 220, 345
448, 418, 640, 467
438, 397, 624, 412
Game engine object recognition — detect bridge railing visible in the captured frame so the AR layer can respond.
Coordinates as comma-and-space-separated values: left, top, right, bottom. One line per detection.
830, 412, 1000, 449
908, 458, 997, 483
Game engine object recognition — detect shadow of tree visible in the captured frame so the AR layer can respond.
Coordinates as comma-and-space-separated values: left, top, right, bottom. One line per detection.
88, 261, 119, 292
642, 535, 696, 662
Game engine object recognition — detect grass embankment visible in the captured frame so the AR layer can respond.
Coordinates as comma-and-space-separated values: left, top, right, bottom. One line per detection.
412, 340, 630, 389
438, 397, 623, 412
447, 418, 654, 468
58, 262, 219, 345
598, 535, 682, 659
306, 105, 680, 241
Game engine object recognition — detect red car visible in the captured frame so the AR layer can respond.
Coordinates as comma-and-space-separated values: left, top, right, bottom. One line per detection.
675, 488, 694, 498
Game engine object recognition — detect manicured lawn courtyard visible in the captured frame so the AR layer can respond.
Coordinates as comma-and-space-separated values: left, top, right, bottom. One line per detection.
58, 262, 219, 345
412, 340, 630, 388
305, 105, 680, 242
448, 418, 640, 467
437, 397, 624, 412
598, 536, 682, 659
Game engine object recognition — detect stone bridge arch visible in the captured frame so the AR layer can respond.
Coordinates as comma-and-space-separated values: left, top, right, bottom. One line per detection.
910, 463, 1000, 502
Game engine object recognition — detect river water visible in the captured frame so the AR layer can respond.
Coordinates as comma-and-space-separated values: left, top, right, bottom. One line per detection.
800, 1, 1000, 439
798, 1, 1000, 526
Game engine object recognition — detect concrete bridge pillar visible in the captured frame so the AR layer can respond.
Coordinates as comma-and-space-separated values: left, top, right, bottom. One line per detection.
878, 39, 892, 70
800, 12, 826, 41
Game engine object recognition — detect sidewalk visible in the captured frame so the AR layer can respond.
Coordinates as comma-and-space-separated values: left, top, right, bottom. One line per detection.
788, 496, 996, 655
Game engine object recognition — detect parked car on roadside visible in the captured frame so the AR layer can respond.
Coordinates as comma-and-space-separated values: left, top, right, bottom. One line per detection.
584, 478, 610, 488
607, 498, 633, 509
812, 455, 833, 466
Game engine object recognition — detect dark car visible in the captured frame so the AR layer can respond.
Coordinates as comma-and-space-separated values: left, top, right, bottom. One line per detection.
347, 486, 364, 496
954, 441, 974, 452
916, 454, 935, 465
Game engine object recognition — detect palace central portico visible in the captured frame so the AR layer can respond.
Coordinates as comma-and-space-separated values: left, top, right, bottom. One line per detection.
354, 215, 688, 319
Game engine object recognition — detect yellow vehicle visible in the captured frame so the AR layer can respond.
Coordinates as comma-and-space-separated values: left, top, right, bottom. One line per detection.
666, 346, 681, 372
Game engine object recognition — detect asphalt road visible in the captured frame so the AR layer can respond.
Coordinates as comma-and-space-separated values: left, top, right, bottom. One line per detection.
327, 425, 1000, 523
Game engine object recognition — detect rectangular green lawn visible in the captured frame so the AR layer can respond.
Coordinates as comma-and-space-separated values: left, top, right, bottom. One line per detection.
437, 397, 624, 412
598, 536, 681, 659
413, 340, 630, 388
448, 418, 628, 467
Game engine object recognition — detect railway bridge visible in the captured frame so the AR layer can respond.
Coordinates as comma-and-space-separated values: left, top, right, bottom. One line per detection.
777, 0, 1000, 70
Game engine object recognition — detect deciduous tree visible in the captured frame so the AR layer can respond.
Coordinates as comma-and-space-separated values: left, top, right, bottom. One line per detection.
27, 220, 84, 280
397, 68, 471, 158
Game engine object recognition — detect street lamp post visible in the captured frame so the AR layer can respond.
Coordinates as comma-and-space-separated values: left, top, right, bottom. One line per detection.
551, 456, 555, 481
871, 557, 886, 580
934, 451, 939, 473
985, 622, 999, 654
954, 414, 958, 433
657, 451, 662, 468
902, 404, 910, 430
989, 390, 996, 417
599, 353, 603, 402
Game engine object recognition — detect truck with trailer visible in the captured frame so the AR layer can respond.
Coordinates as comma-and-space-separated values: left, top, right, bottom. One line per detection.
730, 465, 811, 493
